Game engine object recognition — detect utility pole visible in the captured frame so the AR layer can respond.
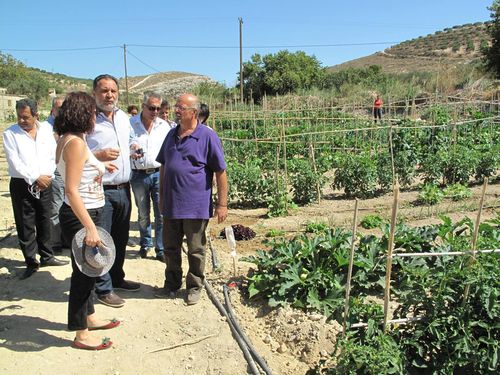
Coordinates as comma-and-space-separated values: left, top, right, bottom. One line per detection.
123, 43, 130, 106
239, 17, 244, 104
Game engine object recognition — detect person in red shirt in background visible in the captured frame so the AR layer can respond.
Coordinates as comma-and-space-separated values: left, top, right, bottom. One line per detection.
373, 94, 383, 123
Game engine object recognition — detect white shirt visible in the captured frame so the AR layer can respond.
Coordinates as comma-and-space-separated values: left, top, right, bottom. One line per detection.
129, 113, 175, 170
86, 108, 134, 185
3, 121, 56, 185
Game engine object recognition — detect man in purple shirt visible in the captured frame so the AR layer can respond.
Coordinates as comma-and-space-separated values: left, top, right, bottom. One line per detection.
156, 93, 228, 305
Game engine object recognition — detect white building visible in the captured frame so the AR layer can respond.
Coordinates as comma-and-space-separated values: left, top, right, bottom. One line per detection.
0, 88, 25, 122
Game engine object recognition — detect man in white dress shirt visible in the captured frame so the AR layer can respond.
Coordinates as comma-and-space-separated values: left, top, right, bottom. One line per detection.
86, 74, 140, 308
3, 99, 68, 279
130, 92, 175, 261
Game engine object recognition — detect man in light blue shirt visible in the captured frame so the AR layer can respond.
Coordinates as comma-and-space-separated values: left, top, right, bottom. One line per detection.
130, 92, 175, 262
86, 74, 140, 308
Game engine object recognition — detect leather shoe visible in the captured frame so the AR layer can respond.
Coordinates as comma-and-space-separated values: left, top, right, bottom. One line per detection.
97, 292, 125, 308
114, 279, 140, 292
20, 265, 39, 280
138, 247, 149, 259
186, 288, 202, 305
40, 257, 69, 267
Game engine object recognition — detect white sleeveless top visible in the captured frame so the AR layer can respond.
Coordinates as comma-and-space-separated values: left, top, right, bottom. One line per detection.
57, 135, 105, 209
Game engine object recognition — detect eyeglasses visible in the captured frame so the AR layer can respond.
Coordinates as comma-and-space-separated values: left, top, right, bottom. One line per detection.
174, 105, 195, 111
146, 105, 161, 112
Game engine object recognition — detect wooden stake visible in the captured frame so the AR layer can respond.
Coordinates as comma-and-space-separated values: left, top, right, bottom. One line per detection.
462, 177, 488, 306
342, 199, 359, 336
383, 184, 399, 329
471, 177, 488, 258
309, 142, 321, 204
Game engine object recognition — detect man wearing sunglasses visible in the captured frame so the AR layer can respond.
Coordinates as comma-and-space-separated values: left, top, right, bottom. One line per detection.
129, 92, 175, 262
3, 98, 68, 279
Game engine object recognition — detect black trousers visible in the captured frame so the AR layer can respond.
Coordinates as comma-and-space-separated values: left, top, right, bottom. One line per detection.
59, 203, 103, 331
95, 187, 131, 295
9, 178, 54, 266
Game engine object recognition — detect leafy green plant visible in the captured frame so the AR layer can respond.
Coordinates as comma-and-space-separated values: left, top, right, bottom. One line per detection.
443, 183, 472, 201
265, 229, 286, 238
324, 322, 404, 375
360, 214, 385, 229
267, 188, 297, 218
333, 152, 378, 198
289, 158, 325, 205
418, 183, 444, 205
226, 158, 273, 208
305, 221, 330, 234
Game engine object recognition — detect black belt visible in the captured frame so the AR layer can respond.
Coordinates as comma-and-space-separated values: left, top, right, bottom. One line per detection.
132, 168, 160, 174
103, 182, 129, 190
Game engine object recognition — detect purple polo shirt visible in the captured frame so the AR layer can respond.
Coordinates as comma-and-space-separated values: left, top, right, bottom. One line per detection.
156, 123, 226, 219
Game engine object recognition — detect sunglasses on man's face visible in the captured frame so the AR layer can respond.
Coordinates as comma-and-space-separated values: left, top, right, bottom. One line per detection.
145, 105, 161, 112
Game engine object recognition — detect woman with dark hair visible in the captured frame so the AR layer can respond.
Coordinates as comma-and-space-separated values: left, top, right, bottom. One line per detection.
55, 92, 119, 350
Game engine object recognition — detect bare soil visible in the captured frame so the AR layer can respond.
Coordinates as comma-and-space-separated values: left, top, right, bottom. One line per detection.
0, 123, 498, 375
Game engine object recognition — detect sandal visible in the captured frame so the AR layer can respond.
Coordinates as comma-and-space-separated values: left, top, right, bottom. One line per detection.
88, 318, 120, 331
72, 337, 112, 351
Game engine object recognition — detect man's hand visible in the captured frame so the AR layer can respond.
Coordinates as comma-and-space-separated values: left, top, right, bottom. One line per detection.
36, 175, 52, 190
214, 205, 228, 224
96, 148, 120, 161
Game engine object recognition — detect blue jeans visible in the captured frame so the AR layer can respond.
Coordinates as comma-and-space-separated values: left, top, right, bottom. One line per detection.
95, 186, 131, 296
130, 170, 163, 254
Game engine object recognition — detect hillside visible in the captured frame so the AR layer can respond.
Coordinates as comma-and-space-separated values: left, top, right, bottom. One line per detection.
119, 71, 214, 99
329, 22, 491, 74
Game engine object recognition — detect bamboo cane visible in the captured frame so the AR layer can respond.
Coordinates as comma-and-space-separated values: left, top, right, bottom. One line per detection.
462, 177, 488, 306
383, 184, 400, 330
342, 199, 359, 336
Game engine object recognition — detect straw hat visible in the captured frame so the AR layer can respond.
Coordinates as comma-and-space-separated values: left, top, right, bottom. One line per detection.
71, 227, 115, 277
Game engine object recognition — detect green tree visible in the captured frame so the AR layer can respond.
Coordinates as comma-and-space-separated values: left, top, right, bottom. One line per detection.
484, 0, 500, 77
238, 50, 324, 102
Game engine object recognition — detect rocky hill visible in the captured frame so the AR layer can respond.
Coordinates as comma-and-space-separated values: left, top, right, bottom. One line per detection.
329, 22, 491, 74
119, 71, 214, 99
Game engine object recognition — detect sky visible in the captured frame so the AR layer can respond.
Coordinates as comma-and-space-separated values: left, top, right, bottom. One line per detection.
0, 0, 493, 87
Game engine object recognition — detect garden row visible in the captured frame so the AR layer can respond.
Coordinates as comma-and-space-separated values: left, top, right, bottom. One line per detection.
220, 106, 498, 213
242, 215, 499, 374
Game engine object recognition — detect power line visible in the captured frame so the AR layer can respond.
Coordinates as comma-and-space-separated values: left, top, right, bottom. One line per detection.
0, 46, 121, 52
125, 49, 163, 74
0, 41, 399, 53
128, 41, 399, 49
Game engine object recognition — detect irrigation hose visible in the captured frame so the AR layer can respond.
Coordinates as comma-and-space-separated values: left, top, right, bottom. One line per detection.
207, 235, 220, 271
204, 279, 261, 375
223, 285, 274, 375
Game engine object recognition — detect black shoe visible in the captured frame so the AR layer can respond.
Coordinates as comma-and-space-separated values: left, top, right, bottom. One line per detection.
138, 247, 150, 259
155, 252, 165, 262
40, 257, 69, 267
20, 265, 39, 280
114, 279, 140, 292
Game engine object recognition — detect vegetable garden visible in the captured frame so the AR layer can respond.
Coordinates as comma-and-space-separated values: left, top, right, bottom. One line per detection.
213, 96, 499, 374
211, 96, 498, 215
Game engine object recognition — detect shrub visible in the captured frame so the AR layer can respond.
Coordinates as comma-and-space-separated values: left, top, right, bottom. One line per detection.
444, 183, 472, 201
419, 183, 444, 205
360, 214, 385, 229
289, 158, 325, 205
227, 158, 273, 208
333, 152, 378, 198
